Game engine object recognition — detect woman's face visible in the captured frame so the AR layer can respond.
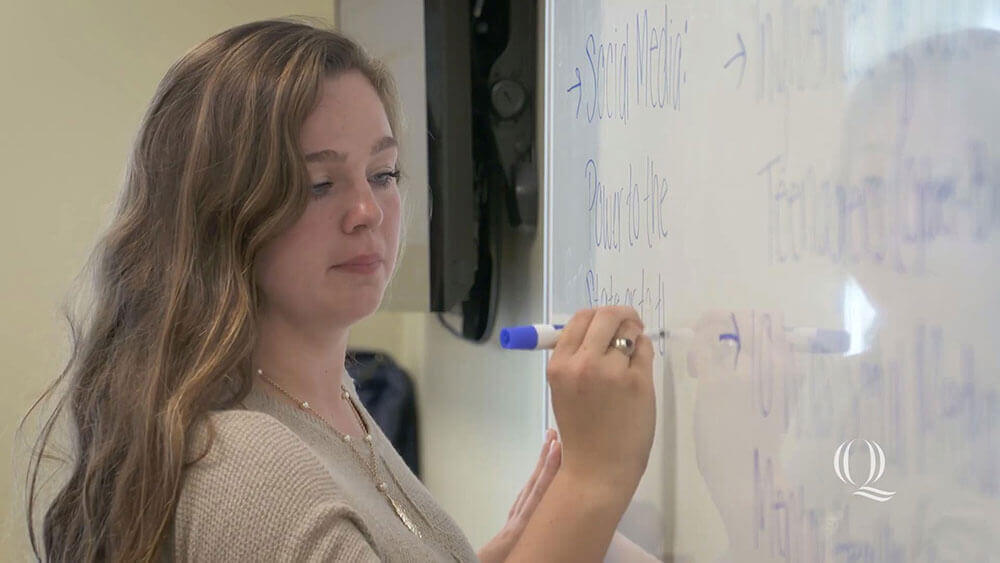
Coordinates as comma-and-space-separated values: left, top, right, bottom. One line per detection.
255, 70, 401, 329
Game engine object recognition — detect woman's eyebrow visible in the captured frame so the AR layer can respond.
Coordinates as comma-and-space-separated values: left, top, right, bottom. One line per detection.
304, 136, 397, 164
370, 136, 397, 155
305, 149, 345, 164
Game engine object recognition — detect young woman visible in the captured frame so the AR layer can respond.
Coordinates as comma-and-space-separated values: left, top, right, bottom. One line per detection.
25, 18, 655, 562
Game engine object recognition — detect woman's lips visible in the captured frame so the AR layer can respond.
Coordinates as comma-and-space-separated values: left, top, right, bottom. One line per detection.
331, 255, 382, 275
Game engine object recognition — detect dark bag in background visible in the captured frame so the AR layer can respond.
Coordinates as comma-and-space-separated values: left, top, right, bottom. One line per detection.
346, 350, 420, 478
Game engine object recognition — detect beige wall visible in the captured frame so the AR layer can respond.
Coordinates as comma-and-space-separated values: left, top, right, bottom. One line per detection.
2, 0, 547, 558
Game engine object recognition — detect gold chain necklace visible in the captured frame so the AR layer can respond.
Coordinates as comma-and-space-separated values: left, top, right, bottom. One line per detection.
255, 368, 422, 539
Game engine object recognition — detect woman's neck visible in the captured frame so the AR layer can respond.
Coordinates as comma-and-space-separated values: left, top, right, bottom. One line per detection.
251, 311, 351, 415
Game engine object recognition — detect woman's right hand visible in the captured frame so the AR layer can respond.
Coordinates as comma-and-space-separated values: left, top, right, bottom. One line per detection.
546, 305, 656, 497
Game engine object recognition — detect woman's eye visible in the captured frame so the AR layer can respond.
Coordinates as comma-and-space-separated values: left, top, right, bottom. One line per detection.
311, 182, 332, 196
311, 169, 399, 197
371, 169, 401, 188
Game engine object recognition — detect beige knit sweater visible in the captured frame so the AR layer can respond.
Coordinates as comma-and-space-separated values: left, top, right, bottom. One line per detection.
167, 370, 479, 562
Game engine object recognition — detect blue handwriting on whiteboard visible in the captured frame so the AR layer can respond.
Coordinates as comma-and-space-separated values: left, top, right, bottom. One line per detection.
586, 156, 670, 252
566, 3, 688, 123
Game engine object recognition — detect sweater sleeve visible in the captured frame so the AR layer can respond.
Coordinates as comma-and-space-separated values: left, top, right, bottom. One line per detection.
170, 410, 381, 563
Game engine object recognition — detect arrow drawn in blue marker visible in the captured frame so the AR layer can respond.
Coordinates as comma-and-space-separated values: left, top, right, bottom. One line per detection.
723, 33, 746, 87
566, 67, 582, 117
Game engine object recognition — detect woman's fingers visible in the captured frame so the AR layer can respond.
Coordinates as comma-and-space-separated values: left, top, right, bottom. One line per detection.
509, 429, 557, 518
580, 306, 642, 357
519, 440, 561, 519
544, 305, 657, 494
615, 319, 645, 362
631, 332, 654, 370
552, 308, 595, 357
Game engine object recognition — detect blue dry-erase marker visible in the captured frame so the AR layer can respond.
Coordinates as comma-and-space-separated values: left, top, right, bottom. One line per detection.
499, 324, 666, 350
499, 324, 850, 353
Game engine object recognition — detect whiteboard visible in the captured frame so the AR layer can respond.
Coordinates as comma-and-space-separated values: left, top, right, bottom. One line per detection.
542, 1, 1000, 560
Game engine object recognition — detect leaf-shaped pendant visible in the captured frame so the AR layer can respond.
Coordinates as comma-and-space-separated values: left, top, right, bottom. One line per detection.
388, 494, 422, 538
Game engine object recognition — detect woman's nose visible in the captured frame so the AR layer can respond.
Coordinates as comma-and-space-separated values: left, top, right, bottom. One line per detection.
342, 178, 383, 233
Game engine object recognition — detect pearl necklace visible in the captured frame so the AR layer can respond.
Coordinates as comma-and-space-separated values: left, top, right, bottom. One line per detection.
255, 368, 422, 538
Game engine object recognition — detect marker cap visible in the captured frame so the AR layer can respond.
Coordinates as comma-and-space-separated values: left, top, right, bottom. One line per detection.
500, 325, 538, 349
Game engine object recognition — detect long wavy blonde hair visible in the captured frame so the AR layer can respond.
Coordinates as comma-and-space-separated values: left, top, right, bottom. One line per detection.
21, 17, 400, 561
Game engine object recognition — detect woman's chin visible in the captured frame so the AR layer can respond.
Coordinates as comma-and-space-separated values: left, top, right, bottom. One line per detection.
337, 290, 386, 324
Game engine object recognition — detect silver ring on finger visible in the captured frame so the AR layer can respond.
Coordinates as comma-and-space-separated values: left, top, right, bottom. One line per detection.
609, 336, 635, 357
